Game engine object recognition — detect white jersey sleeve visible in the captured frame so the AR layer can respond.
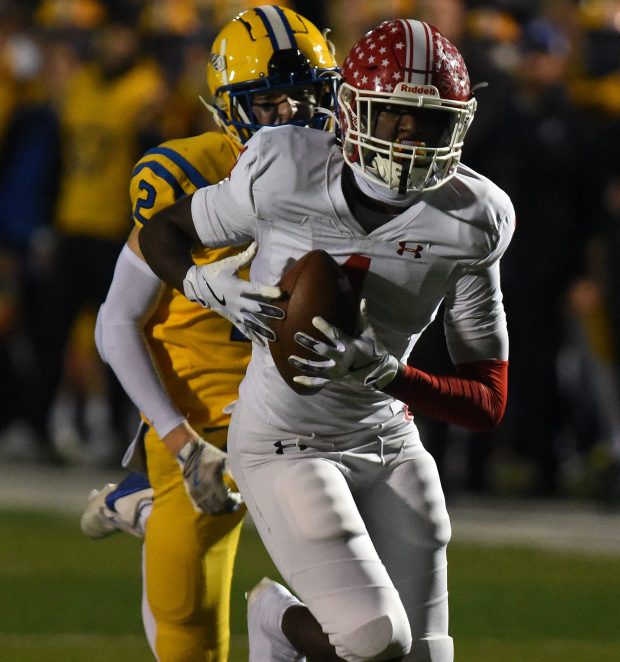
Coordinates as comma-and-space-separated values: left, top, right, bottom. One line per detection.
190, 137, 261, 247
444, 259, 508, 363
433, 165, 515, 364
97, 245, 185, 438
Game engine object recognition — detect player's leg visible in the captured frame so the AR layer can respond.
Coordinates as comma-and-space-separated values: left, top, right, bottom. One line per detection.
246, 577, 313, 661
143, 425, 244, 662
228, 402, 412, 662
356, 428, 453, 662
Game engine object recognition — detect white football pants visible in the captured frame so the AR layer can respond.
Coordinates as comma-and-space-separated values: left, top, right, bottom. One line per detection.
228, 401, 454, 662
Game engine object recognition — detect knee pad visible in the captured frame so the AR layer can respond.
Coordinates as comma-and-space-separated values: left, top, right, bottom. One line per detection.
337, 612, 412, 662
405, 636, 454, 662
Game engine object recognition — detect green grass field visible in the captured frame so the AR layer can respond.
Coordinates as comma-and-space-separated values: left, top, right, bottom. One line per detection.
1, 509, 619, 661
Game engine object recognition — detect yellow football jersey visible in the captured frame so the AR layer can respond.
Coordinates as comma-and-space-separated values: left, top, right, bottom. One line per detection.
56, 60, 164, 241
130, 131, 251, 431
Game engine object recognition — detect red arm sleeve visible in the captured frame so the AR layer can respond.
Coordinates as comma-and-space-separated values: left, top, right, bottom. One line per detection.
383, 359, 508, 431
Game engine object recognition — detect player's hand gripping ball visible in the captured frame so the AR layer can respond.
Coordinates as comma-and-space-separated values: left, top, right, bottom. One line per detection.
268, 250, 358, 394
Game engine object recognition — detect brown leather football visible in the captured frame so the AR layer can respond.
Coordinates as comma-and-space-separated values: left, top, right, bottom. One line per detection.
269, 250, 358, 394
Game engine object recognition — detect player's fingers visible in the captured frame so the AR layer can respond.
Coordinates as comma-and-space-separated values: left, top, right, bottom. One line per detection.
243, 283, 282, 302
234, 240, 258, 269
239, 298, 285, 323
242, 313, 276, 342
359, 298, 368, 323
288, 354, 335, 373
259, 302, 285, 319
212, 490, 243, 515
293, 331, 339, 357
238, 322, 266, 347
293, 374, 330, 387
294, 331, 319, 350
226, 490, 243, 511
184, 280, 208, 307
312, 315, 335, 335
312, 316, 347, 348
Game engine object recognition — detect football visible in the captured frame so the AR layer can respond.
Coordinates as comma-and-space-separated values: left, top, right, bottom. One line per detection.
269, 250, 359, 394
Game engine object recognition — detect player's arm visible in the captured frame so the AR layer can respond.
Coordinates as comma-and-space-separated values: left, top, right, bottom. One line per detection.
96, 231, 200, 453
97, 227, 241, 515
383, 359, 508, 431
140, 151, 284, 344
96, 227, 185, 444
138, 194, 198, 292
291, 311, 507, 431
291, 300, 507, 431
395, 258, 509, 430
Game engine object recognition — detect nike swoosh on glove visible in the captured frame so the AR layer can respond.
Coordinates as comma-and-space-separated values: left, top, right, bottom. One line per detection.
183, 241, 284, 345
176, 439, 243, 515
289, 299, 399, 389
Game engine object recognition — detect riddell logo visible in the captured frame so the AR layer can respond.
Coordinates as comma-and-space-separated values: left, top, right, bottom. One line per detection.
396, 83, 438, 96
397, 242, 424, 258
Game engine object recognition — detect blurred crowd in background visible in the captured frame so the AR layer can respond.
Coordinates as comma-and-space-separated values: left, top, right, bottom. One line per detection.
1, 0, 620, 506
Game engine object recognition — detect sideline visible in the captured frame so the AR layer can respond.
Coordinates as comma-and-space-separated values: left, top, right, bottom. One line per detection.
1, 461, 619, 556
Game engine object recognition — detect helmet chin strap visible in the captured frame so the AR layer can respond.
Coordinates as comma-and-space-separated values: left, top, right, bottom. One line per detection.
398, 160, 411, 195
369, 152, 442, 196
353, 167, 420, 206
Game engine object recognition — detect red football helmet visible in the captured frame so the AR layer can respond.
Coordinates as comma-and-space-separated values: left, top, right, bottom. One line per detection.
338, 19, 477, 194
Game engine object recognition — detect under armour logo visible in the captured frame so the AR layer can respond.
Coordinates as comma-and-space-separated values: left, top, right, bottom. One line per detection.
274, 440, 308, 455
397, 242, 424, 258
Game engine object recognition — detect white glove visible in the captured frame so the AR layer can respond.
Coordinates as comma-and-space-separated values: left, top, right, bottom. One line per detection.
289, 299, 400, 389
183, 242, 283, 345
176, 439, 243, 515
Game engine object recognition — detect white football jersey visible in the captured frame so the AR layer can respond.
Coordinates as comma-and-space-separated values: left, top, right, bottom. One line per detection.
191, 125, 515, 434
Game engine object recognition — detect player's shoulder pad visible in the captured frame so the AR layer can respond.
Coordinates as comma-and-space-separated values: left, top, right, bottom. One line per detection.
131, 132, 239, 219
435, 164, 516, 267
230, 126, 338, 220
133, 132, 236, 182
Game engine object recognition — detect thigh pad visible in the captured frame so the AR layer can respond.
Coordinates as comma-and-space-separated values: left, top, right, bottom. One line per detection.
275, 459, 366, 541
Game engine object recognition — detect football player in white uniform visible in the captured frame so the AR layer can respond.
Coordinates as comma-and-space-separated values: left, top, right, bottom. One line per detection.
139, 18, 515, 662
